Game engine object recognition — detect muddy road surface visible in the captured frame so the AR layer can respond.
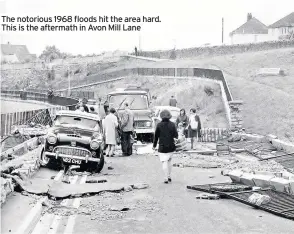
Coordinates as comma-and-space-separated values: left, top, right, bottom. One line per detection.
2, 152, 294, 234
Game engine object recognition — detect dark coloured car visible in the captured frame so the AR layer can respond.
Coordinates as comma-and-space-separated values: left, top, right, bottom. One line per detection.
40, 110, 104, 172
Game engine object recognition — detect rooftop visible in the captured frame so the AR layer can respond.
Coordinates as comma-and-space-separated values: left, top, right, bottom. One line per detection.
230, 17, 268, 36
269, 12, 294, 28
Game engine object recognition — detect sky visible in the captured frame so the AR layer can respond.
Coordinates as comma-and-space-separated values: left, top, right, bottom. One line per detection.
0, 0, 293, 55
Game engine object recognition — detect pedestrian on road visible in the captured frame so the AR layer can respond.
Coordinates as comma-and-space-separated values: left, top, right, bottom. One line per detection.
153, 109, 178, 184
102, 108, 119, 157
120, 103, 135, 156
186, 108, 202, 150
169, 95, 177, 107
176, 108, 188, 138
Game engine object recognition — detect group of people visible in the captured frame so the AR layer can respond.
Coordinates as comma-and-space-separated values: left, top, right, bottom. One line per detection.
75, 99, 135, 157
74, 96, 202, 185
175, 108, 201, 150
102, 102, 135, 157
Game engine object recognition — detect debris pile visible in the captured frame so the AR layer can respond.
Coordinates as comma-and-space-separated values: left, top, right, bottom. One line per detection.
224, 159, 284, 173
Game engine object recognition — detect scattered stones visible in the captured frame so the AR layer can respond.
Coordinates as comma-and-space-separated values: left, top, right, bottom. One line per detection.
132, 183, 149, 189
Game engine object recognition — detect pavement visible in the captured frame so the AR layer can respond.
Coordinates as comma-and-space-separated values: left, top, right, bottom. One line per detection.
1, 152, 294, 234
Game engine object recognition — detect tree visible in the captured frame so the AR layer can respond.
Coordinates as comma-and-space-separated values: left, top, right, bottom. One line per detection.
47, 68, 55, 81
39, 45, 62, 62
170, 48, 177, 60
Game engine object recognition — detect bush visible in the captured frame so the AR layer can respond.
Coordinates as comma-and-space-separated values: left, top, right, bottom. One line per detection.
170, 49, 177, 60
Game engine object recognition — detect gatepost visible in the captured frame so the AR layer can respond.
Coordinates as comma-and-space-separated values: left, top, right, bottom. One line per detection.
229, 100, 243, 131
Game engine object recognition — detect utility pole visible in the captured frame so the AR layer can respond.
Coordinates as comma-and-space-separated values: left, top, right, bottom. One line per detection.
222, 17, 224, 44
67, 67, 71, 97
138, 23, 143, 51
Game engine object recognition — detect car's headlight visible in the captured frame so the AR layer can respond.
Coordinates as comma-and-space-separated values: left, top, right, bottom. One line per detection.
92, 132, 102, 141
47, 133, 57, 144
145, 121, 152, 127
90, 140, 100, 150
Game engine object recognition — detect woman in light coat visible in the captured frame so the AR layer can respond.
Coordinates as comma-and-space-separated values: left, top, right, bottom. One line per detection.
102, 108, 118, 157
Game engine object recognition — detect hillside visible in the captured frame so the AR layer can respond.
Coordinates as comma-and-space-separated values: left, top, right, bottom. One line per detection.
90, 76, 228, 128
135, 47, 294, 142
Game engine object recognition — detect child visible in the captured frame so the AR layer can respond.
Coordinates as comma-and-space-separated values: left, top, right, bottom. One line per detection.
177, 123, 185, 139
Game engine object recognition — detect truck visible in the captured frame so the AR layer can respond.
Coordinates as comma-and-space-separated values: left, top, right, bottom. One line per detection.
104, 86, 154, 142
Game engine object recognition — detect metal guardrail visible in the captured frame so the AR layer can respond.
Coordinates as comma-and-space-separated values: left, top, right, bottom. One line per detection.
1, 90, 79, 137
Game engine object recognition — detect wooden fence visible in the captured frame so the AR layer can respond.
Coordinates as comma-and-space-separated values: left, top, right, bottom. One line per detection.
199, 128, 229, 142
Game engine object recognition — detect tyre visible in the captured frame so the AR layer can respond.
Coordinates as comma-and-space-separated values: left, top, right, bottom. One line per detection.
80, 150, 105, 173
40, 148, 62, 170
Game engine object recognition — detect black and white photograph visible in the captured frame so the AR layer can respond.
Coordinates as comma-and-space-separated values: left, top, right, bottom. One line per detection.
1, 0, 294, 233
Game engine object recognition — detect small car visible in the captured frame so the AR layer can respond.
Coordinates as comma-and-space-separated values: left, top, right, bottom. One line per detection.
152, 106, 181, 128
40, 110, 105, 172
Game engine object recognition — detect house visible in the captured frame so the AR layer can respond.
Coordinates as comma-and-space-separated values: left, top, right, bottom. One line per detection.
230, 13, 270, 45
0, 43, 36, 63
268, 12, 294, 40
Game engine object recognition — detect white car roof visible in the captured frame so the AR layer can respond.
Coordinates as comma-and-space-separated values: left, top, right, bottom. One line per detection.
56, 110, 100, 121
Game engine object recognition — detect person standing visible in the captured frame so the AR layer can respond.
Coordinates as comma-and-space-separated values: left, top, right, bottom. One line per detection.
186, 108, 202, 150
120, 103, 135, 156
81, 98, 89, 113
102, 108, 119, 157
153, 109, 178, 184
135, 46, 138, 57
169, 95, 177, 107
176, 108, 188, 138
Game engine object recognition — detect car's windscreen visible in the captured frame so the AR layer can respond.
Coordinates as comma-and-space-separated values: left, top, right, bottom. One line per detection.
54, 116, 99, 130
109, 94, 148, 110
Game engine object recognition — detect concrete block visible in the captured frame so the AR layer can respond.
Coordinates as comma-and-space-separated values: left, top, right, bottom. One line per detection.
228, 170, 244, 183
271, 139, 294, 153
231, 133, 267, 143
240, 173, 256, 186
269, 177, 291, 193
252, 174, 275, 188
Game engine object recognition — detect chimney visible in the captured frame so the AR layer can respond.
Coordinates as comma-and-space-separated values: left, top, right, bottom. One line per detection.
247, 13, 252, 21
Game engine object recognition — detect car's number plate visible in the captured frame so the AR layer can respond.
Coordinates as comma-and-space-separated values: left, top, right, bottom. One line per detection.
62, 157, 82, 164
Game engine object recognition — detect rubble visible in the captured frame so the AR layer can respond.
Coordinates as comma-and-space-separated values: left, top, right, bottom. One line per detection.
248, 193, 271, 206
0, 147, 41, 205
196, 193, 219, 200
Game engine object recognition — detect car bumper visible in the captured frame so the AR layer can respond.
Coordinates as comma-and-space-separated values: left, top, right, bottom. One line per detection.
45, 151, 100, 163
134, 128, 154, 134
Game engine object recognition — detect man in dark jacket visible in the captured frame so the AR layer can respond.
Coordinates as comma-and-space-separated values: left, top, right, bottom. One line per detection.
153, 109, 178, 184
120, 103, 135, 156
169, 95, 177, 107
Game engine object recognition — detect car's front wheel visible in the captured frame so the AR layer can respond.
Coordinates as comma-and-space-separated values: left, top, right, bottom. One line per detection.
80, 150, 105, 173
40, 148, 62, 170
